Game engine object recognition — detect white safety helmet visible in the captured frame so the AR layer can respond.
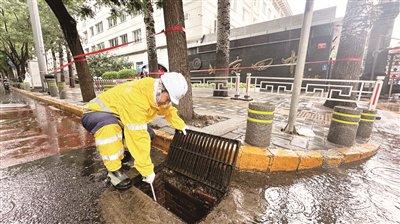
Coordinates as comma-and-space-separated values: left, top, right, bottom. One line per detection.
160, 72, 188, 105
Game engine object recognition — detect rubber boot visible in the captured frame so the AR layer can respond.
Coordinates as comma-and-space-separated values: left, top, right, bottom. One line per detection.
121, 150, 134, 170
107, 169, 132, 190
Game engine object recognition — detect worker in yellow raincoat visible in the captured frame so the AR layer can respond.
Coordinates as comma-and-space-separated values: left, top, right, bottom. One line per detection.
81, 72, 187, 190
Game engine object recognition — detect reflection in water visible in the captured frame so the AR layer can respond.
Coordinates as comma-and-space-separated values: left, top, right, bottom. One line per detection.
0, 93, 94, 168
230, 110, 400, 224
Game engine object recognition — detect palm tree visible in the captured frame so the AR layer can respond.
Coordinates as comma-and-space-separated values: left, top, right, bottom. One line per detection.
213, 0, 230, 97
324, 0, 373, 108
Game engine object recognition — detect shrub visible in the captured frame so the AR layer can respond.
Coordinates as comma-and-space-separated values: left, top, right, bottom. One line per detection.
118, 69, 136, 79
102, 71, 119, 79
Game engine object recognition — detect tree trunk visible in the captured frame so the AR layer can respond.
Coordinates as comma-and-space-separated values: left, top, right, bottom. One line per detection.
66, 49, 75, 88
51, 48, 57, 77
362, 0, 399, 95
44, 0, 95, 102
214, 0, 230, 97
143, 0, 158, 78
58, 42, 65, 82
324, 0, 372, 108
163, 0, 194, 121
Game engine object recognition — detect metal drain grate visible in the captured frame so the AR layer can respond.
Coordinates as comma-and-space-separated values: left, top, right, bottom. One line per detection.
165, 129, 240, 193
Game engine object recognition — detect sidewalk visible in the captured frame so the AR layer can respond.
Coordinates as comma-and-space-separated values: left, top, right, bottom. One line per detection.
13, 86, 379, 172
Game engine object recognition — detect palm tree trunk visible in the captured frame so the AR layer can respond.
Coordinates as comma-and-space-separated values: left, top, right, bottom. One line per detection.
324, 0, 372, 108
163, 0, 194, 121
214, 0, 230, 97
143, 0, 158, 78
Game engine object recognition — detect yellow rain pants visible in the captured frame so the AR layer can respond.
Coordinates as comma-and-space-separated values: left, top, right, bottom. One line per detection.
83, 78, 186, 176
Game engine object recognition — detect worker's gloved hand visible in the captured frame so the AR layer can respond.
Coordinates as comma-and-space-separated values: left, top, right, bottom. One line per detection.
181, 128, 187, 135
143, 172, 155, 184
176, 127, 187, 135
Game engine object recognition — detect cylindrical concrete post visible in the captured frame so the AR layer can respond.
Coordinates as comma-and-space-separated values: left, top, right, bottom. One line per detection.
327, 106, 361, 147
57, 81, 66, 99
45, 75, 59, 97
245, 102, 275, 147
356, 108, 377, 140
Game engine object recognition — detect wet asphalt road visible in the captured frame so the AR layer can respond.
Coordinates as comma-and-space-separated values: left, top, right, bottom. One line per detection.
1, 92, 399, 223
0, 148, 107, 223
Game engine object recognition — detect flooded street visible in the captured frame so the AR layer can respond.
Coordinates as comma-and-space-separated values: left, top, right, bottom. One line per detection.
0, 92, 399, 223
0, 93, 94, 168
212, 110, 400, 223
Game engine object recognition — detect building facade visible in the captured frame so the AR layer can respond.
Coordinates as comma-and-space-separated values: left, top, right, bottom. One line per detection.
76, 0, 292, 71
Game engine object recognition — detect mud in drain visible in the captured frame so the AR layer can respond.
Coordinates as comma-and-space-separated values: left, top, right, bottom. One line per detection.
135, 130, 240, 223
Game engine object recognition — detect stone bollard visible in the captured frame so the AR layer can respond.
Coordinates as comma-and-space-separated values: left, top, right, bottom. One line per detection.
327, 106, 361, 147
45, 75, 59, 97
245, 102, 275, 147
57, 82, 67, 99
356, 108, 377, 140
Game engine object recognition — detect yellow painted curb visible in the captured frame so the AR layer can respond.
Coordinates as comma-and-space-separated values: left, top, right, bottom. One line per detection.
296, 151, 323, 170
268, 148, 299, 172
322, 149, 343, 168
13, 87, 380, 173
236, 144, 271, 171
12, 88, 83, 116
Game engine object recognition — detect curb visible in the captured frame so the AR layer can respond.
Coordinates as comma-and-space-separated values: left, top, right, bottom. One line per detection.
13, 87, 379, 172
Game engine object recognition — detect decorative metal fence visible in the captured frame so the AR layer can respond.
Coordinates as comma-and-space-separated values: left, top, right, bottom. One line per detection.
190, 73, 385, 109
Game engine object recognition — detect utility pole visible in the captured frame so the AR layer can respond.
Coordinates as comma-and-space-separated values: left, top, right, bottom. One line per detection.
27, 0, 47, 91
284, 0, 314, 134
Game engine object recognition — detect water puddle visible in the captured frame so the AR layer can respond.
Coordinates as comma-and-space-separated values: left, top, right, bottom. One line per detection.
0, 93, 94, 168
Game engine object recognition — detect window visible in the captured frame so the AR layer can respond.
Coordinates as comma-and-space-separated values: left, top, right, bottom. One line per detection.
97, 42, 105, 49
213, 20, 217, 33
231, 0, 237, 10
83, 31, 88, 43
90, 27, 94, 36
120, 13, 127, 23
95, 22, 103, 34
107, 16, 117, 28
85, 48, 89, 53
132, 29, 142, 43
184, 13, 189, 20
263, 0, 267, 14
109, 37, 119, 47
120, 34, 128, 44
91, 45, 96, 52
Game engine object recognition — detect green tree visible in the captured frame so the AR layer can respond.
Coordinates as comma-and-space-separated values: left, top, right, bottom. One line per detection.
98, 0, 159, 77
88, 54, 133, 77
0, 51, 13, 79
324, 0, 374, 108
44, 0, 96, 102
0, 0, 32, 81
163, 0, 194, 121
214, 0, 230, 97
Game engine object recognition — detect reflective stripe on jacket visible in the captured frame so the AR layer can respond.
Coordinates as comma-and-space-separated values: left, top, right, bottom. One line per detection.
83, 78, 186, 176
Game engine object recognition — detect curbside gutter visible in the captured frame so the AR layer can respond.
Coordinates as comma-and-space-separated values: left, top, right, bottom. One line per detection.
12, 87, 379, 172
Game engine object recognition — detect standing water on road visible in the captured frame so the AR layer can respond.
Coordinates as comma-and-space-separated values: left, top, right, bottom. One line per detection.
0, 93, 94, 168
206, 110, 400, 223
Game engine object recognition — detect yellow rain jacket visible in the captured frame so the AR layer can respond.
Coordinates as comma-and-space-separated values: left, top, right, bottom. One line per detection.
84, 77, 186, 176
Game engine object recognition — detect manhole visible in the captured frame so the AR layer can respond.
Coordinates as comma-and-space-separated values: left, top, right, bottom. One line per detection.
134, 130, 240, 223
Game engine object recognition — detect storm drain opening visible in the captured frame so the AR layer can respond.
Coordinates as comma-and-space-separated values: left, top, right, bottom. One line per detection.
133, 130, 240, 223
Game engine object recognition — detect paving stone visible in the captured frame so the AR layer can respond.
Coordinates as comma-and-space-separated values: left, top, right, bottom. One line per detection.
290, 136, 309, 149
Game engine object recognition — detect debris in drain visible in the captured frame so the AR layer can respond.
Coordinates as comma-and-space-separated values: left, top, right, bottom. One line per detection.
133, 130, 240, 223
133, 168, 220, 223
